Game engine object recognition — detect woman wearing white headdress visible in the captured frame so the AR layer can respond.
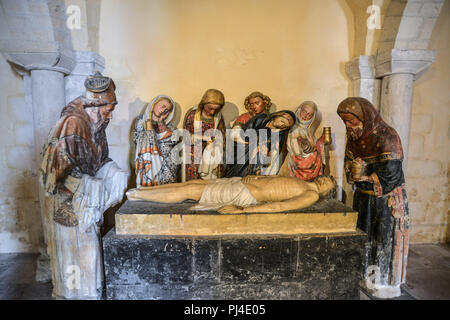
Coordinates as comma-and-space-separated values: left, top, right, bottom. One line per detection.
286, 101, 326, 181
134, 95, 179, 186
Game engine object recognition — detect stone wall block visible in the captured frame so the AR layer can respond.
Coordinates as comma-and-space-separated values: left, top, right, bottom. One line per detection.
408, 201, 427, 224
406, 159, 442, 177
397, 17, 424, 40
403, 2, 424, 17
410, 224, 447, 244
6, 146, 35, 171
419, 2, 444, 18
407, 134, 425, 159
7, 95, 33, 124
411, 114, 433, 134
14, 123, 35, 146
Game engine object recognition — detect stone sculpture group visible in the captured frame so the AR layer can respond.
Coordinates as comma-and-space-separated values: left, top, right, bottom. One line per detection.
40, 72, 409, 299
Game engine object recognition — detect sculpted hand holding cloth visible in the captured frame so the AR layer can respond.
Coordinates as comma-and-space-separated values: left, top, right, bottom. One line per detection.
40, 72, 128, 299
337, 97, 409, 296
134, 95, 178, 186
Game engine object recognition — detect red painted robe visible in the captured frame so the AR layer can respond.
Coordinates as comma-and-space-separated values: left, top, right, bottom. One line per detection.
288, 135, 325, 181
183, 108, 226, 180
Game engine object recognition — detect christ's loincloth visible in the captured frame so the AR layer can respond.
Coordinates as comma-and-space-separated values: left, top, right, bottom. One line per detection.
191, 177, 259, 211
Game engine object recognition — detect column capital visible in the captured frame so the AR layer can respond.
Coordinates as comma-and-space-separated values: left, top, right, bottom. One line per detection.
3, 50, 75, 76
345, 55, 376, 81
375, 49, 436, 79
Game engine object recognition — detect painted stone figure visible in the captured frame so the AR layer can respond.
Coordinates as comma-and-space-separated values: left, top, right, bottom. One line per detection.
287, 101, 326, 181
232, 91, 271, 128
39, 72, 128, 299
225, 110, 296, 177
134, 95, 179, 186
337, 97, 409, 298
127, 175, 336, 214
183, 89, 226, 181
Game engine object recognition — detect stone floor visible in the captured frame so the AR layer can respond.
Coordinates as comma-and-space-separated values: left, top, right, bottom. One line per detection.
0, 243, 449, 300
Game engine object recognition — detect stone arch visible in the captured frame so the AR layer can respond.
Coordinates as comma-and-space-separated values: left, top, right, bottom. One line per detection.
377, 0, 444, 55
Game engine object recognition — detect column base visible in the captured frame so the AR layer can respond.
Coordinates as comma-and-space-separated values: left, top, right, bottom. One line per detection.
360, 279, 401, 299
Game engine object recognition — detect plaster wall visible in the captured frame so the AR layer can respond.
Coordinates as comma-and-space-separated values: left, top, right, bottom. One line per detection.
98, 0, 352, 191
0, 58, 41, 253
405, 0, 450, 243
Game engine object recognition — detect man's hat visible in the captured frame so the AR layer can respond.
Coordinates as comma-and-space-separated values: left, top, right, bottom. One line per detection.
84, 71, 114, 93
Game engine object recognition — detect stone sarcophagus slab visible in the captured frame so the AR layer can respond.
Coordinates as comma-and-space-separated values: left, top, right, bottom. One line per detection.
115, 199, 358, 236
103, 199, 366, 300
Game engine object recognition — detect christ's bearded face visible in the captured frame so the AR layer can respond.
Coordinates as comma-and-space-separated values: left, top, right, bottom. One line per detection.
271, 114, 294, 130
339, 112, 363, 140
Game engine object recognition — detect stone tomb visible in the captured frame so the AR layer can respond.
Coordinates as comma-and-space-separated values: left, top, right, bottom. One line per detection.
103, 199, 366, 299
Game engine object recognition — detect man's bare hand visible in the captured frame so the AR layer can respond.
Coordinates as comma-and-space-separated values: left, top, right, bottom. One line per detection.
218, 205, 244, 214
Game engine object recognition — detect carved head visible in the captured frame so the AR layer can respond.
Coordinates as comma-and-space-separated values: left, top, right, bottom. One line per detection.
268, 111, 296, 130
315, 175, 337, 198
151, 97, 173, 123
298, 101, 317, 122
337, 98, 366, 141
84, 72, 117, 131
244, 91, 271, 115
198, 89, 225, 119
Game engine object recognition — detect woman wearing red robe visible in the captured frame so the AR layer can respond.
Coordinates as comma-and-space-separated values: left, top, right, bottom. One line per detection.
287, 101, 325, 181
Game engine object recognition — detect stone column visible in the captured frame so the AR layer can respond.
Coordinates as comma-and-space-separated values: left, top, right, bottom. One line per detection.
345, 55, 381, 109
342, 55, 381, 205
375, 49, 436, 169
30, 67, 68, 282
4, 52, 74, 282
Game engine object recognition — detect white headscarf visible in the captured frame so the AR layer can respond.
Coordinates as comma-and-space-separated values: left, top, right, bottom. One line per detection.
143, 95, 176, 129
287, 101, 318, 157
135, 95, 176, 187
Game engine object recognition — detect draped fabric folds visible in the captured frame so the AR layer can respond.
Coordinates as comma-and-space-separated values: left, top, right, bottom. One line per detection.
287, 102, 325, 181
134, 95, 179, 186
337, 97, 409, 289
225, 111, 294, 178
39, 96, 128, 299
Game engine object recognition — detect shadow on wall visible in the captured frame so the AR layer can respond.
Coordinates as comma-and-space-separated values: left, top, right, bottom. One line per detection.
2, 171, 42, 252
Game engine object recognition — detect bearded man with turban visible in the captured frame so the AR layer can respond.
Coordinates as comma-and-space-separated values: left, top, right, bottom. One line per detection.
183, 89, 226, 181
40, 72, 128, 299
337, 97, 410, 298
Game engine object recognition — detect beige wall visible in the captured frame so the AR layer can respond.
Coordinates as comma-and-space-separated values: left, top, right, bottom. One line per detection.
99, 0, 352, 192
406, 0, 450, 243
